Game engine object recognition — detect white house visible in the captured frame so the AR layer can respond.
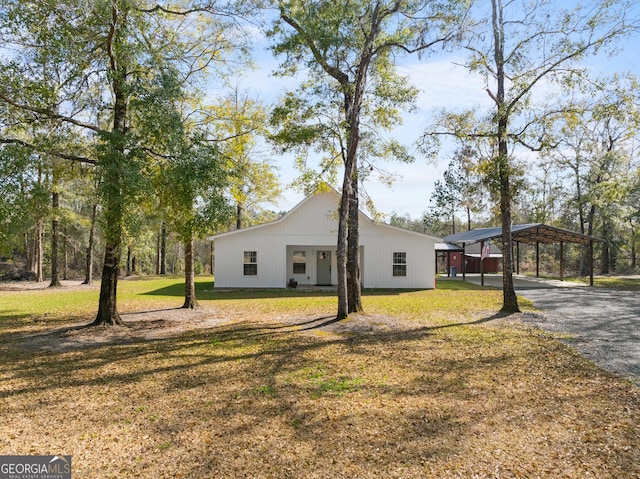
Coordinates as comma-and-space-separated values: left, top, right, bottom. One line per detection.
207, 189, 439, 289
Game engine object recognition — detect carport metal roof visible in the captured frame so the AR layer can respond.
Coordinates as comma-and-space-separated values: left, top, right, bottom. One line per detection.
443, 223, 604, 246
435, 242, 464, 252
441, 223, 604, 286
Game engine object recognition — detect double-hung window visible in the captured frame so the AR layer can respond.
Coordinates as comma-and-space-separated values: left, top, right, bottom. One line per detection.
244, 251, 257, 276
292, 251, 306, 274
393, 252, 407, 277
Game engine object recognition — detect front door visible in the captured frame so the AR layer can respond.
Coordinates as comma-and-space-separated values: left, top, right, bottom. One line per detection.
316, 251, 332, 285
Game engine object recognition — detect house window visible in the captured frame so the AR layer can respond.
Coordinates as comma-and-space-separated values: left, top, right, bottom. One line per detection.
393, 252, 407, 277
293, 251, 306, 274
244, 251, 257, 276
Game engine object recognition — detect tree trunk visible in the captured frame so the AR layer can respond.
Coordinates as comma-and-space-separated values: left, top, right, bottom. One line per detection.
49, 191, 61, 287
600, 245, 610, 274
338, 93, 362, 319
600, 217, 611, 274
336, 175, 350, 320
126, 246, 132, 276
156, 229, 161, 274
92, 240, 125, 326
62, 225, 68, 281
236, 202, 243, 229
24, 231, 32, 272
210, 241, 214, 276
498, 158, 520, 313
182, 237, 199, 309
583, 204, 596, 277
347, 175, 363, 313
492, 0, 519, 313
160, 220, 167, 275
35, 219, 44, 283
631, 221, 637, 269
83, 204, 97, 285
451, 206, 456, 235
92, 7, 128, 326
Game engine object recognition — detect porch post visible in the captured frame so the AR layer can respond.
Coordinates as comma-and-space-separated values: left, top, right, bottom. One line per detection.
536, 241, 540, 278
560, 241, 564, 281
516, 241, 520, 275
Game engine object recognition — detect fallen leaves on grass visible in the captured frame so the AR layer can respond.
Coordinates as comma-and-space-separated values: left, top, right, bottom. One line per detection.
0, 302, 639, 478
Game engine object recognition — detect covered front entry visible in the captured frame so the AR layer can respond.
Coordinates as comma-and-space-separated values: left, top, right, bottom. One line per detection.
286, 245, 365, 287
286, 245, 338, 287
316, 251, 332, 285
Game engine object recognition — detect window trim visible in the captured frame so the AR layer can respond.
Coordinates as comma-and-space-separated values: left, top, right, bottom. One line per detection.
244, 251, 257, 276
292, 250, 306, 274
393, 252, 407, 277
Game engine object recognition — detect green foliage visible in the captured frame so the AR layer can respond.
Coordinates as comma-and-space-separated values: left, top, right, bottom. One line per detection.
0, 0, 255, 320
529, 74, 640, 271
0, 144, 52, 255
269, 0, 465, 198
424, 0, 639, 305
160, 139, 232, 242
429, 145, 488, 231
208, 89, 281, 228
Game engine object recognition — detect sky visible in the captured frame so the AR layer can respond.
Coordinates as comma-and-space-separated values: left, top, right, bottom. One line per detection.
223, 2, 640, 221
242, 53, 488, 220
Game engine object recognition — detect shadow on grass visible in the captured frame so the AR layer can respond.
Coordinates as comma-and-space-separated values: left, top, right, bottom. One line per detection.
2, 306, 637, 478
0, 310, 517, 398
0, 311, 32, 322
142, 278, 488, 299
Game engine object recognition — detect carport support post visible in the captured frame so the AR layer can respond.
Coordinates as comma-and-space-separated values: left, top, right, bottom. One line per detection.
462, 244, 466, 282
560, 241, 564, 281
516, 241, 520, 274
589, 241, 594, 286
536, 241, 540, 277
446, 252, 450, 277
480, 240, 485, 286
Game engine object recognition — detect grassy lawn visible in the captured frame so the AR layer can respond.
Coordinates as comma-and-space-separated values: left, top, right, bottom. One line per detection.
1, 277, 639, 478
592, 276, 640, 291
534, 274, 640, 291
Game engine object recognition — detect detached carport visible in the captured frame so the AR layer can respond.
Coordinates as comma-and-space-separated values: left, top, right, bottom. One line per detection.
442, 223, 605, 286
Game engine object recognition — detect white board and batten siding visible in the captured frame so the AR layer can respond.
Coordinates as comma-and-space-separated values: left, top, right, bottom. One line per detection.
360, 221, 436, 289
208, 190, 439, 289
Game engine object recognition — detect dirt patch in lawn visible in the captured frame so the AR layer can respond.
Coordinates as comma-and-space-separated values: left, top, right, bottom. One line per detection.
0, 279, 97, 292
16, 307, 231, 353
15, 305, 542, 355
16, 308, 425, 353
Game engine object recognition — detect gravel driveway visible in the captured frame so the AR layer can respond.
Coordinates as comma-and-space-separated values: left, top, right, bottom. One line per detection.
459, 274, 640, 384
517, 286, 640, 384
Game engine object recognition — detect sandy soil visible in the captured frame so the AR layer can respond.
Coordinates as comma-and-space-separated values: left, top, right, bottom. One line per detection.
0, 279, 98, 291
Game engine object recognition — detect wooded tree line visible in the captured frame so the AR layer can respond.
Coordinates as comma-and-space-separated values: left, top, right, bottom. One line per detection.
398, 74, 640, 275
1, 0, 639, 321
400, 72, 640, 278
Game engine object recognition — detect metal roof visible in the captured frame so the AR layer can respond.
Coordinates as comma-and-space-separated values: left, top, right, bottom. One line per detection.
435, 242, 464, 251
443, 223, 604, 246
